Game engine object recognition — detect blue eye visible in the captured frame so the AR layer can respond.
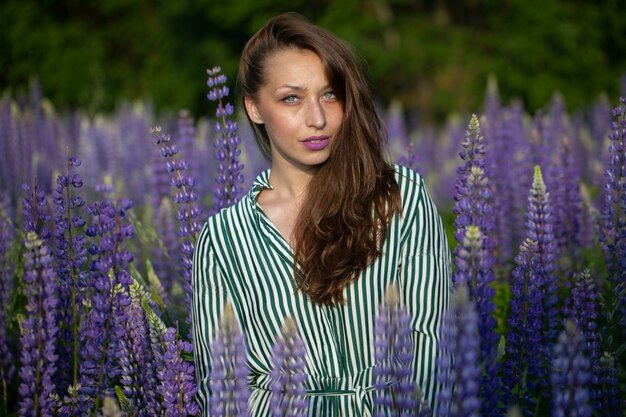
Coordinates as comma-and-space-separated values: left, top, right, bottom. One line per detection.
281, 95, 299, 104
323, 91, 337, 101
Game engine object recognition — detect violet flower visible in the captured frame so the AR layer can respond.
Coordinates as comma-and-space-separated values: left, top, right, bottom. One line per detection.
548, 136, 584, 268
373, 284, 419, 417
525, 166, 558, 345
78, 198, 134, 415
156, 327, 199, 417
485, 105, 529, 264
51, 155, 88, 388
436, 284, 482, 417
117, 282, 160, 416
209, 303, 250, 417
551, 320, 592, 417
22, 181, 51, 240
562, 270, 606, 414
269, 317, 308, 417
0, 202, 16, 414
152, 125, 202, 324
599, 97, 626, 336
207, 66, 245, 213
502, 238, 545, 415
18, 231, 59, 417
452, 114, 499, 416
595, 352, 620, 415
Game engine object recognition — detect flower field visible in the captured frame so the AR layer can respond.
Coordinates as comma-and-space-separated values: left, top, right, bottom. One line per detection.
0, 68, 624, 417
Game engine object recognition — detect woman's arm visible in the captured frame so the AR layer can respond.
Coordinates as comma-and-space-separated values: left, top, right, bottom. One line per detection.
396, 171, 452, 408
191, 222, 228, 415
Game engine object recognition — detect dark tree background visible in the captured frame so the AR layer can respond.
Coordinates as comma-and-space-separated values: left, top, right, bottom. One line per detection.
1, 0, 625, 122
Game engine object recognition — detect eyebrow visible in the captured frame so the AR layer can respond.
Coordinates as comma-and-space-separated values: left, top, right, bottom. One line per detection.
273, 84, 333, 94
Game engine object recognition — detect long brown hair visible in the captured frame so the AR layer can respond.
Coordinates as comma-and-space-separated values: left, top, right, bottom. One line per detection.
237, 12, 401, 305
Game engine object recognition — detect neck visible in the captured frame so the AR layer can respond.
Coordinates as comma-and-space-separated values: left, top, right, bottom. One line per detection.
268, 163, 318, 200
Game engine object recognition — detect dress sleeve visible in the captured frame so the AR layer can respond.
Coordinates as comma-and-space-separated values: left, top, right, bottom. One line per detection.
396, 172, 452, 409
192, 221, 228, 416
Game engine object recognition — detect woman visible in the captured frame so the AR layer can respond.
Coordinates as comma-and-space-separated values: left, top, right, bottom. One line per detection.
192, 12, 451, 417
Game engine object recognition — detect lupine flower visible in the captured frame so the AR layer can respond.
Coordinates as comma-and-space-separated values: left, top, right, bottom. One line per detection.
551, 320, 592, 417
152, 125, 202, 324
117, 281, 160, 416
22, 181, 51, 240
156, 327, 199, 417
0, 201, 16, 413
549, 136, 584, 268
207, 66, 245, 212
453, 226, 500, 416
503, 238, 545, 415
78, 198, 134, 414
373, 284, 419, 417
269, 317, 308, 417
526, 166, 558, 344
562, 270, 606, 413
51, 155, 88, 388
599, 97, 626, 336
595, 352, 620, 415
486, 105, 529, 264
436, 284, 482, 417
18, 231, 59, 417
452, 114, 499, 416
397, 141, 422, 174
209, 303, 250, 417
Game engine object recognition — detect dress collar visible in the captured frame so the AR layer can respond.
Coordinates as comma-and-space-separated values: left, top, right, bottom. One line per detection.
249, 169, 273, 204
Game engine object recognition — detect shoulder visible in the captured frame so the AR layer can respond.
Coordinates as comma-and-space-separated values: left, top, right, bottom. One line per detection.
196, 195, 253, 246
392, 164, 425, 213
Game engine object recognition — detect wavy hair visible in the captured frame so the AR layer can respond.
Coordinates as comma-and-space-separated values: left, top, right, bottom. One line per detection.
237, 12, 401, 305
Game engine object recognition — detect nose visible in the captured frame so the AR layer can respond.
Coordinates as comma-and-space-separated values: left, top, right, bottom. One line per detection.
305, 99, 326, 129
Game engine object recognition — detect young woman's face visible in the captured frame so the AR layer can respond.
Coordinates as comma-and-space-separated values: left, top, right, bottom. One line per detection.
244, 48, 344, 174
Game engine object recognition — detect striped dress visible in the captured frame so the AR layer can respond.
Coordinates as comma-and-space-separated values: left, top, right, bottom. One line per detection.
192, 164, 451, 417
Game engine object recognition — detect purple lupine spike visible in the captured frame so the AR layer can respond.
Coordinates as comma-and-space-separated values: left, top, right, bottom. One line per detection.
0, 99, 16, 202
551, 320, 592, 417
596, 352, 620, 415
209, 303, 250, 417
207, 66, 245, 213
78, 198, 135, 414
51, 155, 88, 388
599, 97, 626, 337
151, 198, 179, 300
452, 114, 500, 416
151, 125, 202, 324
436, 284, 482, 417
373, 284, 419, 417
502, 238, 545, 415
177, 110, 198, 184
118, 282, 160, 416
22, 180, 51, 240
0, 200, 16, 413
397, 140, 422, 174
526, 166, 559, 346
18, 231, 59, 417
453, 226, 500, 417
269, 317, 308, 417
156, 327, 199, 417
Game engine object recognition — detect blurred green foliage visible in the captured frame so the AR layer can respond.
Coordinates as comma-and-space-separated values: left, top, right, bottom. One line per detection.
1, 0, 624, 121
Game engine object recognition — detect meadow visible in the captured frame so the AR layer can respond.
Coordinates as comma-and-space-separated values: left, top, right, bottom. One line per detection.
0, 69, 624, 417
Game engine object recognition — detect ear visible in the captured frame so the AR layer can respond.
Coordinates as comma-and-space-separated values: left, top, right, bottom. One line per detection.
244, 96, 264, 124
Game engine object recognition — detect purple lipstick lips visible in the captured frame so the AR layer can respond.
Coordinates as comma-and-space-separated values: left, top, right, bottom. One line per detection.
301, 135, 330, 151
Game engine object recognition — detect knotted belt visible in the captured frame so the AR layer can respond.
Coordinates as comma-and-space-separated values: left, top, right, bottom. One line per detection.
252, 374, 397, 417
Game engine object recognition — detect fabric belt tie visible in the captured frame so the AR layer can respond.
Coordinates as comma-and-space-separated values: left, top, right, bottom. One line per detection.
253, 376, 397, 417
